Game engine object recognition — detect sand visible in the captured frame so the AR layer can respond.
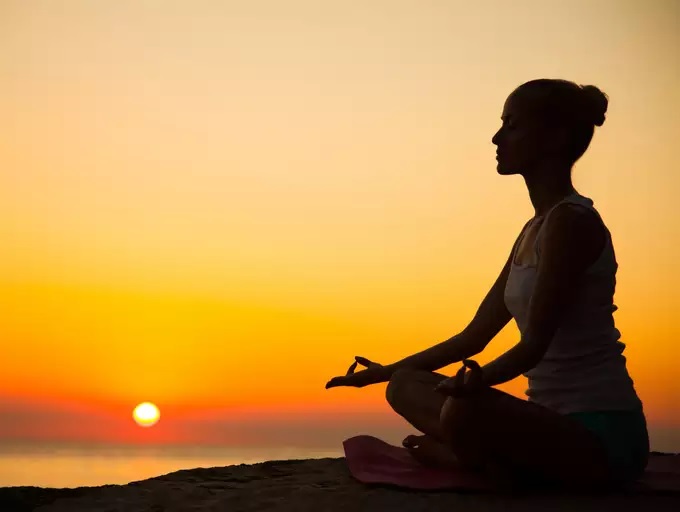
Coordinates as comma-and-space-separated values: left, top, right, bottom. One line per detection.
2, 457, 679, 512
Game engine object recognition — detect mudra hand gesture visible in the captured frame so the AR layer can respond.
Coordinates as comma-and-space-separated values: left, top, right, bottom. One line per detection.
325, 356, 391, 389
434, 359, 485, 397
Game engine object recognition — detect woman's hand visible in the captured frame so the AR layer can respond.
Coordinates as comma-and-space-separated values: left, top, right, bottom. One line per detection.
325, 356, 392, 389
434, 359, 485, 397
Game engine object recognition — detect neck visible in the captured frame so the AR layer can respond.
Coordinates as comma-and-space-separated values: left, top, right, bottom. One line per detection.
522, 161, 576, 217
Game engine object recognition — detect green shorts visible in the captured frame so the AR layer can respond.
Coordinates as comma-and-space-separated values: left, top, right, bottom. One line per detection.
566, 408, 650, 485
512, 408, 650, 490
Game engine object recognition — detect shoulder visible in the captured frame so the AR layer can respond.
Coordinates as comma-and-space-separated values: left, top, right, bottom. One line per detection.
539, 202, 606, 271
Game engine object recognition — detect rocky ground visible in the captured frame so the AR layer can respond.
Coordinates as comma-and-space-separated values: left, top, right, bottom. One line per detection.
2, 457, 679, 512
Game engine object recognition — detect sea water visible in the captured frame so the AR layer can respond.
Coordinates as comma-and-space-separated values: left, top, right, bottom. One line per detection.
0, 442, 343, 488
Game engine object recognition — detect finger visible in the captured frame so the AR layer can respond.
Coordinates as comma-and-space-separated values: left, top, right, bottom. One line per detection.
402, 435, 418, 448
434, 382, 448, 393
454, 364, 467, 389
346, 361, 358, 376
435, 381, 461, 397
463, 359, 481, 373
355, 356, 375, 367
467, 369, 483, 389
355, 356, 383, 368
435, 373, 457, 388
462, 359, 483, 389
325, 376, 346, 389
434, 377, 455, 393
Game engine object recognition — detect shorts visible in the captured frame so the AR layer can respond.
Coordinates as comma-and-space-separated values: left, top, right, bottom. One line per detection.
566, 408, 650, 485
510, 408, 650, 490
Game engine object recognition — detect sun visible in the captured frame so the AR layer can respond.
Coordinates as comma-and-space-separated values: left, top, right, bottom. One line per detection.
132, 402, 160, 427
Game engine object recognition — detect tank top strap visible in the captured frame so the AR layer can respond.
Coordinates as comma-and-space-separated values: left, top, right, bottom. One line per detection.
533, 193, 600, 254
544, 192, 594, 220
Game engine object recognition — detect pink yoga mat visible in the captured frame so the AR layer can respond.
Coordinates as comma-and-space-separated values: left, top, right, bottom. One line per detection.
343, 435, 680, 493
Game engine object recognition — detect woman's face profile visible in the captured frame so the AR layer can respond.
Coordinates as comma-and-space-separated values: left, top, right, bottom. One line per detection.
492, 92, 547, 176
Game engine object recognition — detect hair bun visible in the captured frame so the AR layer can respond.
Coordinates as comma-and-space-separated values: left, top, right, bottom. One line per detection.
580, 85, 608, 127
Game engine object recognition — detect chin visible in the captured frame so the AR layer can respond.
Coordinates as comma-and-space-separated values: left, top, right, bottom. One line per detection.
496, 162, 516, 175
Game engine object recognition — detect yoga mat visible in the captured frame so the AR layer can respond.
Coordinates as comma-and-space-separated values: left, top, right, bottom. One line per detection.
343, 435, 680, 493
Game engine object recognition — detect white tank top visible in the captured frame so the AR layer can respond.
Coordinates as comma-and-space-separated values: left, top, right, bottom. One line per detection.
504, 192, 643, 414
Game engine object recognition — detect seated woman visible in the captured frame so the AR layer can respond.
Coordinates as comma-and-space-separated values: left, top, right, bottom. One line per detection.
326, 78, 649, 491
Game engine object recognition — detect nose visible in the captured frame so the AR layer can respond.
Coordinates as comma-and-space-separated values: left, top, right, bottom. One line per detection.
491, 128, 501, 146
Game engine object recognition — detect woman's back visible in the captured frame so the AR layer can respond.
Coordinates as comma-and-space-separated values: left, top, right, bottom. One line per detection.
504, 193, 643, 414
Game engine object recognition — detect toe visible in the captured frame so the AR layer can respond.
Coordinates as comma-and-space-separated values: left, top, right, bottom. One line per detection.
402, 434, 422, 448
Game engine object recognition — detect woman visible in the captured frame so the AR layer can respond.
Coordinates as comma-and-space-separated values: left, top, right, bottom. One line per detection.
325, 79, 649, 490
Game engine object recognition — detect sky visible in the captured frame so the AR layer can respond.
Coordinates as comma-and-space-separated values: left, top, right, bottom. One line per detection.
1, 0, 679, 453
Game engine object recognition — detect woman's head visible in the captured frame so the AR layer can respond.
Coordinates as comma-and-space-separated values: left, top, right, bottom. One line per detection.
492, 79, 608, 176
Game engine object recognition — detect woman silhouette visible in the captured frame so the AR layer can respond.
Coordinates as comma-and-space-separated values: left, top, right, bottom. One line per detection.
326, 79, 649, 490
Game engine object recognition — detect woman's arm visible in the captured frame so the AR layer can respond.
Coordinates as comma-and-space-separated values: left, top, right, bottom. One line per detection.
479, 204, 606, 387
386, 220, 532, 374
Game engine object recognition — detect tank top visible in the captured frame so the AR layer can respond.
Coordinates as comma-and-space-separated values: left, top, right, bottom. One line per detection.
503, 192, 643, 414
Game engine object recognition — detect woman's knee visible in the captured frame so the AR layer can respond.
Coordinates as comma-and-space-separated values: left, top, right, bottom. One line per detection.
385, 368, 414, 410
385, 368, 444, 412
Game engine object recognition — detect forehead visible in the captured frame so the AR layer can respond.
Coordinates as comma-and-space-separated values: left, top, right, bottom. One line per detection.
501, 93, 522, 119
501, 92, 536, 121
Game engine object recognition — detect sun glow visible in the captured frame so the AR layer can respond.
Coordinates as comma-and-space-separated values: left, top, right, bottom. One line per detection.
132, 402, 160, 427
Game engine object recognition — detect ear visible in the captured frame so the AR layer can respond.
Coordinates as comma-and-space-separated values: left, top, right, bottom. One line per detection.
543, 125, 570, 155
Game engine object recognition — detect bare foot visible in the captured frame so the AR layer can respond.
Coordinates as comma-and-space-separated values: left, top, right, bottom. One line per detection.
402, 434, 461, 470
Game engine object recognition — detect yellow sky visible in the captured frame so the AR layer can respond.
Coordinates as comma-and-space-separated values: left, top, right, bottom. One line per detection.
0, 0, 678, 450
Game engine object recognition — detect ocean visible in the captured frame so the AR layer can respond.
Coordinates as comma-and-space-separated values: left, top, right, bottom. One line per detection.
0, 443, 343, 488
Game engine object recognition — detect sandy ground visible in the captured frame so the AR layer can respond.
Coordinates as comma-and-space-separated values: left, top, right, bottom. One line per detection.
2, 457, 679, 512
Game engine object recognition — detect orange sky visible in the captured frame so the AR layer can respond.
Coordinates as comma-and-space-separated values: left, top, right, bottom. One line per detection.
1, 0, 678, 452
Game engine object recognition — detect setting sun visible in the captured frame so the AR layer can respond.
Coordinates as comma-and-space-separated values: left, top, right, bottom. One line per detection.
132, 402, 160, 428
